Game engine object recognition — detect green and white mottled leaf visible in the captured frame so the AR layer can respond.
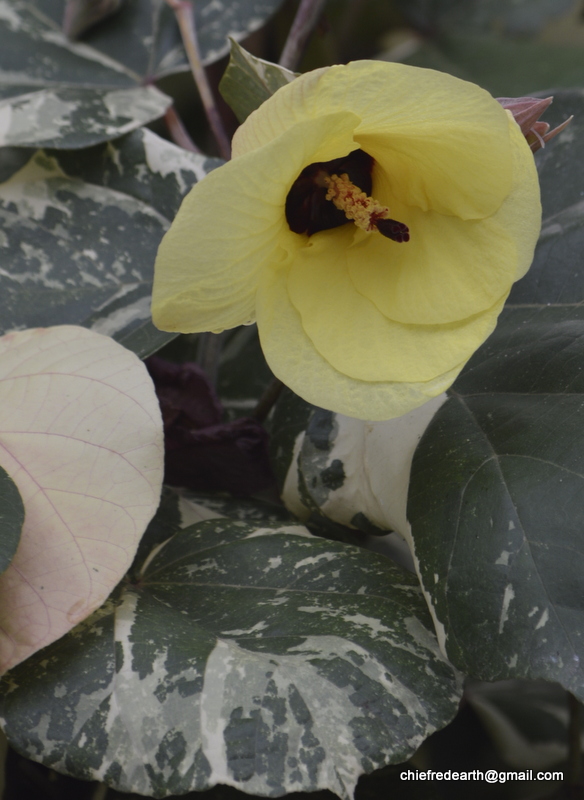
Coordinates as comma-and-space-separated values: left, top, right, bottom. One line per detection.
0, 86, 171, 149
406, 88, 584, 697
0, 518, 462, 798
177, 488, 296, 526
5, 0, 288, 98
0, 464, 25, 577
63, 0, 124, 39
219, 39, 297, 123
0, 0, 171, 148
0, 128, 220, 357
0, 325, 163, 673
0, 0, 289, 148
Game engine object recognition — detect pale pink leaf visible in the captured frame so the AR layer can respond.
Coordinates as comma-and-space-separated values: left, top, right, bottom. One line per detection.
0, 326, 164, 673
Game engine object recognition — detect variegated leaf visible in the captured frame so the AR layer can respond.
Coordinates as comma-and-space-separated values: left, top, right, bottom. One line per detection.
407, 89, 584, 699
0, 515, 462, 799
2, 0, 288, 105
219, 39, 298, 123
0, 0, 171, 148
0, 86, 171, 150
63, 0, 124, 39
0, 128, 221, 357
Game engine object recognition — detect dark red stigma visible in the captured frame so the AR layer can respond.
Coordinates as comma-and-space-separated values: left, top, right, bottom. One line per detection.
376, 218, 410, 243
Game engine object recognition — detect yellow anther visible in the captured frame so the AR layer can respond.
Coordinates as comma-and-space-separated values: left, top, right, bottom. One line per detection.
324, 173, 389, 232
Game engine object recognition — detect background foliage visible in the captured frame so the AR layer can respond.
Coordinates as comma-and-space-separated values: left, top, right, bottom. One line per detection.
0, 0, 583, 799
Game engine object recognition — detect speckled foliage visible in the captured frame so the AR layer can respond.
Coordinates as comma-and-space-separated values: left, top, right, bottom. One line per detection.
0, 501, 462, 798
0, 0, 288, 149
0, 129, 220, 355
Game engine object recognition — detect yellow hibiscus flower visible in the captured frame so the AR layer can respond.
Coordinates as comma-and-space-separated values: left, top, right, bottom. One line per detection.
151, 61, 541, 421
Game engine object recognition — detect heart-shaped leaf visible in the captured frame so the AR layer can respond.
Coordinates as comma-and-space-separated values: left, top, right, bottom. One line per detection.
0, 464, 25, 576
0, 129, 221, 357
0, 513, 462, 798
0, 325, 163, 673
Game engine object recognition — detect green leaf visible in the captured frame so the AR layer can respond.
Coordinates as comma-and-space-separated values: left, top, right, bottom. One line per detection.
407, 88, 584, 697
508, 89, 580, 306
16, 0, 288, 82
0, 0, 288, 148
0, 464, 24, 576
0, 518, 462, 798
396, 0, 575, 37
400, 33, 584, 97
408, 311, 584, 693
531, 89, 582, 218
219, 39, 297, 123
0, 129, 221, 357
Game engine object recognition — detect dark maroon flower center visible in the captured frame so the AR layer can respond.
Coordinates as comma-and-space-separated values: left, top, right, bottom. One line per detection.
285, 148, 409, 242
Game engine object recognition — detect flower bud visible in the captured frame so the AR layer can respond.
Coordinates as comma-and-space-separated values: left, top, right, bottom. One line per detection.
497, 96, 573, 153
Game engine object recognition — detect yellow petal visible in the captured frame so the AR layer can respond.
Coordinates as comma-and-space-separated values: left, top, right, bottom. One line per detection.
152, 110, 360, 333
501, 112, 542, 281
347, 113, 540, 325
257, 265, 463, 421
235, 60, 513, 220
286, 225, 507, 383
345, 196, 517, 326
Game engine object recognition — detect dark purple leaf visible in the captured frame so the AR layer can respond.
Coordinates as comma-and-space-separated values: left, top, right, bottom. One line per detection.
146, 356, 276, 495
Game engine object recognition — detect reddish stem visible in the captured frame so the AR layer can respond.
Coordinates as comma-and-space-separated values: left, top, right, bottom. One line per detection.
279, 0, 328, 71
166, 0, 231, 160
164, 106, 202, 153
